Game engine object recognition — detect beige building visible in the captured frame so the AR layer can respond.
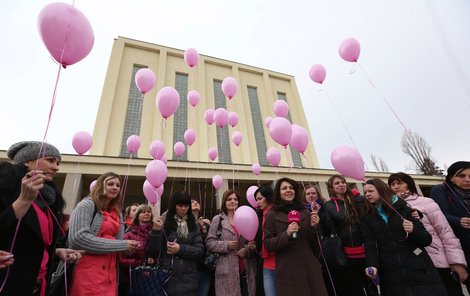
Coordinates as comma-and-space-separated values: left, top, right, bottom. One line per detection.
0, 37, 443, 216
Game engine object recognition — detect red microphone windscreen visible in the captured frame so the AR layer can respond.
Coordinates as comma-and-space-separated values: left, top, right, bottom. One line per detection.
287, 210, 301, 223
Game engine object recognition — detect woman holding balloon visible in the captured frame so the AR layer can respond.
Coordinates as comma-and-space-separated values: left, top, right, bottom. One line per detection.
361, 179, 447, 296
264, 177, 327, 296
0, 141, 83, 296
68, 172, 140, 296
206, 189, 257, 296
147, 192, 204, 295
319, 174, 370, 296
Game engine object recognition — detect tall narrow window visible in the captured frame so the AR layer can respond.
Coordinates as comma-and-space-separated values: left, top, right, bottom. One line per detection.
173, 73, 189, 160
120, 66, 145, 157
277, 92, 303, 167
213, 80, 231, 164
247, 86, 268, 166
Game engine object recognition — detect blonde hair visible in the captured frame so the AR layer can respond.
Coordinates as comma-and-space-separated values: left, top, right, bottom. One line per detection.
90, 172, 122, 214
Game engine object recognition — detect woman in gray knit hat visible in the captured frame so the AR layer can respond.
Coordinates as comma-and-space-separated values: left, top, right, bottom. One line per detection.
0, 141, 82, 296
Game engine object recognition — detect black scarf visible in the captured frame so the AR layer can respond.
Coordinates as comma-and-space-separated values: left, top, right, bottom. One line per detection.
275, 202, 303, 213
454, 187, 470, 213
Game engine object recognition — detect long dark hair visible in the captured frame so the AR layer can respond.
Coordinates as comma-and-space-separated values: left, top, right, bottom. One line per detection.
254, 186, 274, 204
326, 174, 362, 224
365, 179, 396, 216
164, 191, 196, 234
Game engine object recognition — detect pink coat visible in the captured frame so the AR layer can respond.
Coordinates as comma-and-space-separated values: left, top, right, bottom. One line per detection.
404, 194, 467, 268
206, 212, 257, 296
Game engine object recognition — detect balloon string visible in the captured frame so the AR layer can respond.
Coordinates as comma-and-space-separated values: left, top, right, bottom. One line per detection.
71, 161, 81, 200
41, 63, 62, 145
316, 232, 338, 296
357, 62, 408, 131
379, 196, 404, 220
321, 88, 360, 152
0, 215, 21, 293
120, 155, 133, 208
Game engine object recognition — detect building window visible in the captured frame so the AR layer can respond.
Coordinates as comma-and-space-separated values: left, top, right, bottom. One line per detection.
277, 92, 303, 167
173, 73, 189, 160
213, 80, 231, 164
248, 86, 268, 166
120, 66, 145, 157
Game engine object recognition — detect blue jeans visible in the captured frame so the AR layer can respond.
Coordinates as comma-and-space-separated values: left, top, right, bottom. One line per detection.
263, 268, 276, 296
197, 269, 211, 296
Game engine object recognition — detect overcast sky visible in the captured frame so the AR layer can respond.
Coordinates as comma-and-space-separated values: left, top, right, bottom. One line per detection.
0, 0, 469, 173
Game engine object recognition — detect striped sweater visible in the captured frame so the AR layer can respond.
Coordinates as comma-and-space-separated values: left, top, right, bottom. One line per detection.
68, 197, 127, 254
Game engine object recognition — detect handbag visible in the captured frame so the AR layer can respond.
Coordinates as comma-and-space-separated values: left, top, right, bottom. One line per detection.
203, 216, 223, 270
130, 264, 171, 296
48, 260, 75, 296
320, 208, 349, 269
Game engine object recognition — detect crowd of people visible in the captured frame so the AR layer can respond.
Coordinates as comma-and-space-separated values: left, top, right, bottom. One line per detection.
0, 140, 469, 296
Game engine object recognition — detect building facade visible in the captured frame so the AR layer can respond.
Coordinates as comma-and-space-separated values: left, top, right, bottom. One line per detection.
0, 37, 443, 215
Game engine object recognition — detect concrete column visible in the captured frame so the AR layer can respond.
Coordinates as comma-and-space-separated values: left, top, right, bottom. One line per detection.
318, 182, 330, 201
415, 184, 423, 196
62, 173, 83, 214
355, 182, 364, 195
216, 178, 230, 209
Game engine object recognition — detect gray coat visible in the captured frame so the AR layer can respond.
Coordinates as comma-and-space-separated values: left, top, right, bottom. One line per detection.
206, 212, 257, 296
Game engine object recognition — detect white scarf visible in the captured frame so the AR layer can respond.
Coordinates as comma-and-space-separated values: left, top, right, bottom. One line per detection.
174, 214, 189, 239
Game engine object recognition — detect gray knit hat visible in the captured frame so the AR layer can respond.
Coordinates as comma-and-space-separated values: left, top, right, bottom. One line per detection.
7, 141, 61, 164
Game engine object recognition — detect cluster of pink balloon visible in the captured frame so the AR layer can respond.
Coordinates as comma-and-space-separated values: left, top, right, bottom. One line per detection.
308, 37, 365, 181
264, 100, 310, 167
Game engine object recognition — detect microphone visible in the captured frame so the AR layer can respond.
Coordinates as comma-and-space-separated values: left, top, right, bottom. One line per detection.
288, 210, 301, 239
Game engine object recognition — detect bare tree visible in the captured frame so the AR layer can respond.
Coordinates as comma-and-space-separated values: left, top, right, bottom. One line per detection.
370, 154, 390, 172
401, 130, 443, 175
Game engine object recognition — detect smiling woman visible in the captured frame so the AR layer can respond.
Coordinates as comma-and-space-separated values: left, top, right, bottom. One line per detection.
68, 172, 140, 296
0, 141, 84, 296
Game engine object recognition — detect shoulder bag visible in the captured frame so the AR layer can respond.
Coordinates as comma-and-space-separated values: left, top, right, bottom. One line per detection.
203, 215, 223, 270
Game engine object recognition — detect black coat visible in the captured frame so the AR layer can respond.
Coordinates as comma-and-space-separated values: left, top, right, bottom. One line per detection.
148, 224, 204, 296
360, 198, 447, 296
430, 184, 470, 248
319, 195, 366, 248
0, 163, 64, 295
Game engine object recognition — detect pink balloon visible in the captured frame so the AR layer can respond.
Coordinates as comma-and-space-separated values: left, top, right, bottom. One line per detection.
212, 175, 223, 190
221, 77, 238, 99
143, 180, 159, 204
269, 117, 292, 147
266, 147, 281, 167
184, 48, 199, 68
89, 180, 97, 193
273, 100, 289, 117
126, 135, 141, 153
331, 146, 365, 181
187, 90, 200, 108
234, 206, 259, 241
309, 64, 326, 84
214, 108, 228, 128
174, 141, 185, 157
135, 68, 156, 95
184, 129, 196, 146
156, 87, 180, 119
72, 131, 93, 155
228, 112, 239, 127
208, 147, 218, 161
204, 109, 215, 125
231, 131, 243, 146
246, 185, 259, 208
150, 140, 165, 160
290, 124, 309, 154
38, 3, 94, 66
251, 163, 261, 176
265, 116, 273, 129
145, 160, 168, 188
339, 37, 361, 62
